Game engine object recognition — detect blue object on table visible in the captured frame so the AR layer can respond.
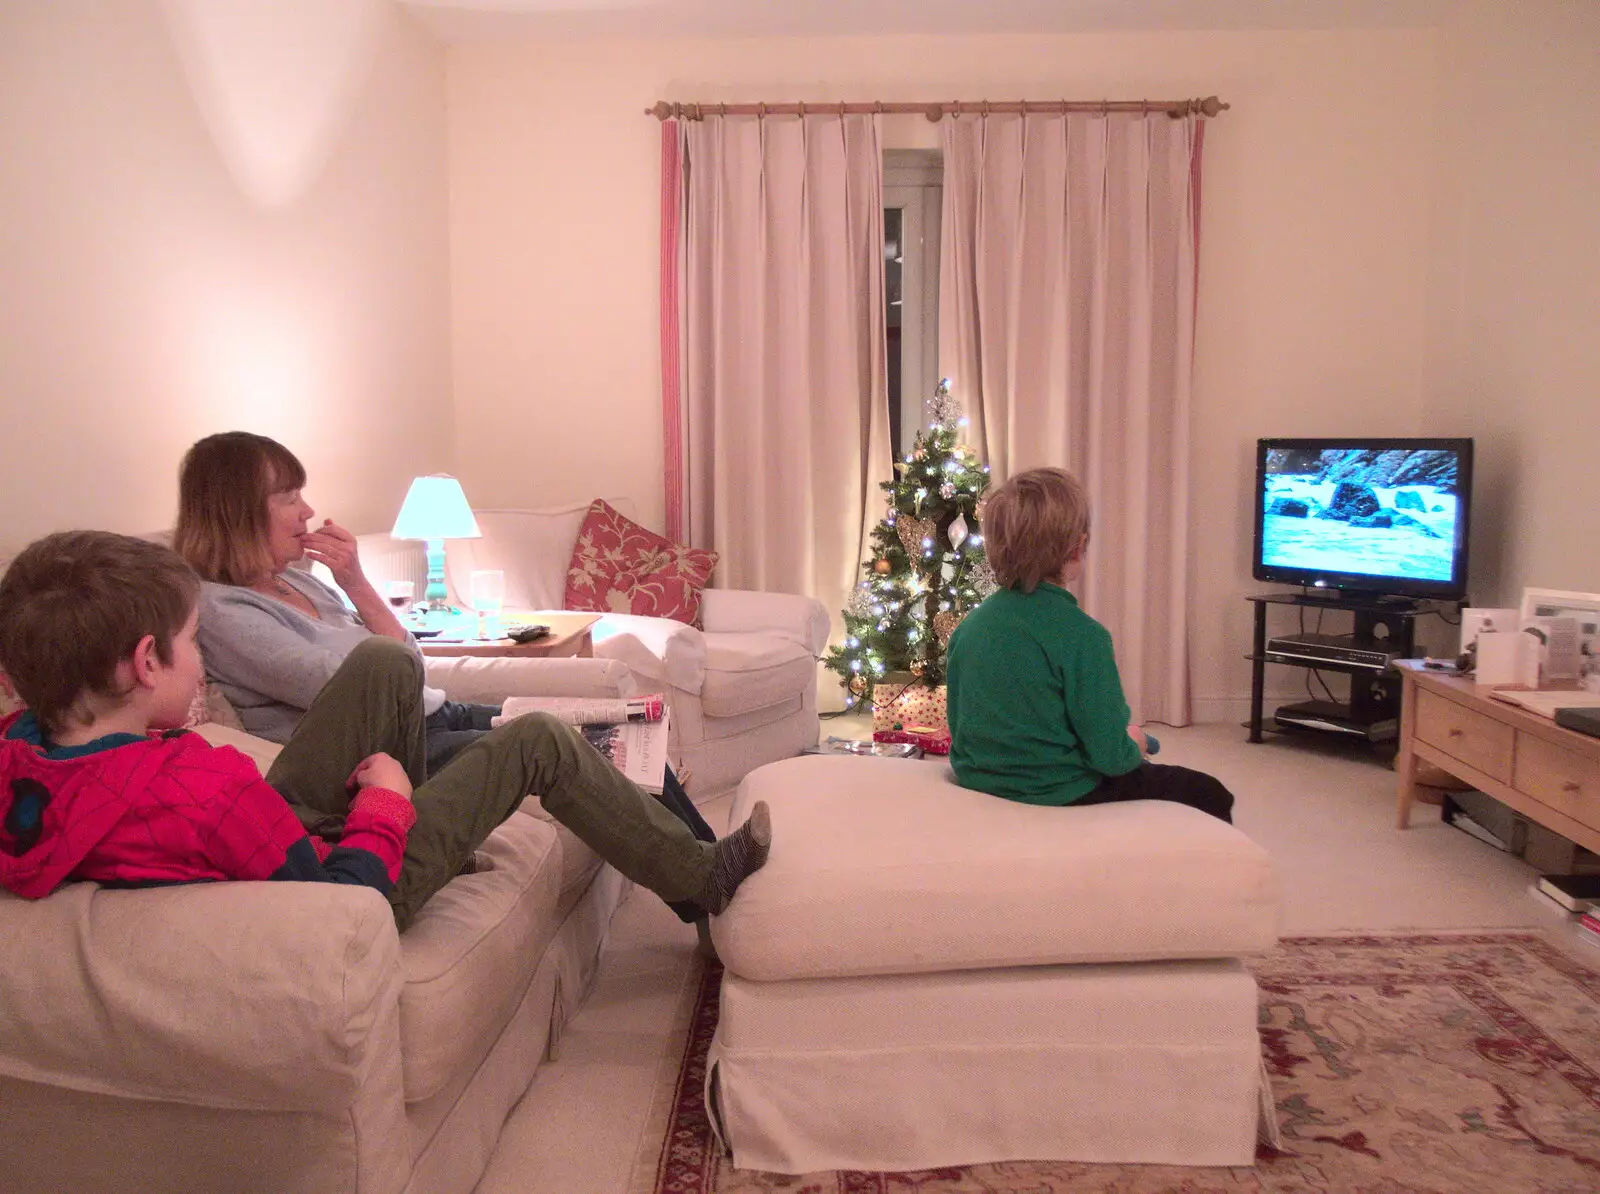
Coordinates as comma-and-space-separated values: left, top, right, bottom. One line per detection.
1144, 732, 1161, 756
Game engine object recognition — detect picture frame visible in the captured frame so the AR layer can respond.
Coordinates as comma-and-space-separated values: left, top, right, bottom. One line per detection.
1520, 588, 1600, 684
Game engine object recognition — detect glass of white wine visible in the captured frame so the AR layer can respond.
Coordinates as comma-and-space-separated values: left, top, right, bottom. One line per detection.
470, 570, 506, 640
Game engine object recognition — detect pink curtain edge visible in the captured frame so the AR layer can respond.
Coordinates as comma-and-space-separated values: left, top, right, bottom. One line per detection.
1191, 119, 1205, 331
660, 119, 685, 542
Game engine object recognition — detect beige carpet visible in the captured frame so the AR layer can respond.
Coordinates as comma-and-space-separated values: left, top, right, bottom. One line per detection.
474, 723, 1595, 1194
630, 933, 1600, 1193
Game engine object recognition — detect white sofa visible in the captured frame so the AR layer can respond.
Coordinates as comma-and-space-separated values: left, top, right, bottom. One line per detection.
359, 498, 829, 801
0, 653, 640, 1194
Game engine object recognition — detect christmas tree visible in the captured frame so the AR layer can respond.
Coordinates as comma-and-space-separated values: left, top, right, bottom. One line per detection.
825, 381, 998, 711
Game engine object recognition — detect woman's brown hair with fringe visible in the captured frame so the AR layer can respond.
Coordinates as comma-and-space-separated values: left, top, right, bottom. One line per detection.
0, 531, 200, 731
982, 467, 1092, 594
173, 432, 307, 585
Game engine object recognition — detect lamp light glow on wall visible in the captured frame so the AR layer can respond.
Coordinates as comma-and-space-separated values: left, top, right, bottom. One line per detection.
391, 475, 481, 613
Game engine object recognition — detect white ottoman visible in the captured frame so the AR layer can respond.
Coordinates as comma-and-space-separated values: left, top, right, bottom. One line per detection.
707, 755, 1281, 1175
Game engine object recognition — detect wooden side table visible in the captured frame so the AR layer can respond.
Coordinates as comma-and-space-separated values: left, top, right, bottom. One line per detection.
1394, 660, 1600, 853
416, 611, 601, 659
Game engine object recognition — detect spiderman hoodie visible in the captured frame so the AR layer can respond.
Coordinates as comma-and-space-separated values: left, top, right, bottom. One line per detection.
0, 709, 416, 899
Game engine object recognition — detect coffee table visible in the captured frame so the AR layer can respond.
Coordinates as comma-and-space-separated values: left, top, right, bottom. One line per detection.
415, 611, 601, 659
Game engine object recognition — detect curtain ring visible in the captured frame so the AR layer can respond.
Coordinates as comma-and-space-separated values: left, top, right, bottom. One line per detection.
981, 99, 990, 118
757, 101, 767, 120
717, 102, 726, 118
798, 100, 806, 117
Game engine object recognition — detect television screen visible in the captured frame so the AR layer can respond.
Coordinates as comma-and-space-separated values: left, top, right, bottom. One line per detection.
1253, 438, 1473, 600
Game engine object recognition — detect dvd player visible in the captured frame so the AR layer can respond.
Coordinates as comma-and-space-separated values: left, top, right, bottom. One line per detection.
1264, 632, 1402, 671
1273, 700, 1399, 742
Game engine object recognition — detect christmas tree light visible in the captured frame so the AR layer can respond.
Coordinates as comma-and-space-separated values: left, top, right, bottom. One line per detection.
824, 380, 998, 710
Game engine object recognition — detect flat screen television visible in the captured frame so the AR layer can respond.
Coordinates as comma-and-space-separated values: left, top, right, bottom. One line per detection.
1252, 437, 1473, 601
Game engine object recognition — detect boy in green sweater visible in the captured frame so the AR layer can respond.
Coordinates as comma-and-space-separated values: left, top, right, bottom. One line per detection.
946, 467, 1234, 821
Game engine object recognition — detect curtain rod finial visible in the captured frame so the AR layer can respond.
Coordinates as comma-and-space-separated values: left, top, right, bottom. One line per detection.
1198, 96, 1228, 118
924, 104, 943, 122
649, 101, 674, 120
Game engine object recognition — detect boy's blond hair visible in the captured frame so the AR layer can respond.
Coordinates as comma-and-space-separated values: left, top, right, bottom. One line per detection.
174, 431, 307, 586
0, 531, 200, 731
982, 467, 1091, 594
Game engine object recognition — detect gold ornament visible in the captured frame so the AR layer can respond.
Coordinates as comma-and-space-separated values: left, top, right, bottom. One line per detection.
896, 515, 937, 557
910, 659, 927, 676
933, 610, 963, 646
848, 674, 868, 695
873, 558, 893, 575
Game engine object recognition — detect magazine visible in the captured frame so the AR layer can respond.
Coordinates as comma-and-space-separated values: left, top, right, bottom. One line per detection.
492, 694, 665, 727
493, 699, 670, 794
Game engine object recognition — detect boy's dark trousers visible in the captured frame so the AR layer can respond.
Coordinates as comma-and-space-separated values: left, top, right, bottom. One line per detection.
263, 638, 717, 930
1074, 761, 1235, 824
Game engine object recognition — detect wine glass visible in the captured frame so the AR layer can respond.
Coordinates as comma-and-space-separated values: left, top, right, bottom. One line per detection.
470, 570, 506, 640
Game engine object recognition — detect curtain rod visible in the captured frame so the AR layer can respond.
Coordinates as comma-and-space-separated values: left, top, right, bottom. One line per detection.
647, 96, 1227, 122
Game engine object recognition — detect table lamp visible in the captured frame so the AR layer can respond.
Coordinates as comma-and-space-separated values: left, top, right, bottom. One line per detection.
391, 474, 481, 617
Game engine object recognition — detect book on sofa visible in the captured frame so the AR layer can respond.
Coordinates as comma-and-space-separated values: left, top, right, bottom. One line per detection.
495, 696, 670, 794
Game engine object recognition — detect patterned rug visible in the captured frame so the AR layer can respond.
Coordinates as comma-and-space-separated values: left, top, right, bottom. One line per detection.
630, 933, 1600, 1193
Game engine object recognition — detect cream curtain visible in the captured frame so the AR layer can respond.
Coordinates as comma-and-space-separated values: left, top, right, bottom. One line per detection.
674, 115, 892, 624
940, 112, 1204, 725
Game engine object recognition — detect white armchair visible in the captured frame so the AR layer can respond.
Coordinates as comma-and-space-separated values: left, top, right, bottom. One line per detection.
359, 500, 826, 801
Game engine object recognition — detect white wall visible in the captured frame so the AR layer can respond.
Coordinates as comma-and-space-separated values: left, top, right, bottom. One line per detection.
1425, 0, 1600, 607
0, 0, 451, 552
447, 27, 1441, 718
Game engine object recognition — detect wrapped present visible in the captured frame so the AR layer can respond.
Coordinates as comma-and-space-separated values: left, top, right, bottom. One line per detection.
871, 680, 948, 735
873, 728, 951, 756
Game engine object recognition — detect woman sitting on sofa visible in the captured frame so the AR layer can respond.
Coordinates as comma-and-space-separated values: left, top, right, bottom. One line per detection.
172, 431, 726, 927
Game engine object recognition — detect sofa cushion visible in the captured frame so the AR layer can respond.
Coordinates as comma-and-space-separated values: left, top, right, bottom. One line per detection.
433, 499, 635, 611
397, 809, 563, 1103
564, 500, 717, 626
700, 633, 818, 719
712, 756, 1280, 982
0, 879, 400, 1113
518, 796, 607, 919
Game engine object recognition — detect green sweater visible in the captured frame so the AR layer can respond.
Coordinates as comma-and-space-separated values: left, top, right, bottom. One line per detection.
946, 583, 1142, 805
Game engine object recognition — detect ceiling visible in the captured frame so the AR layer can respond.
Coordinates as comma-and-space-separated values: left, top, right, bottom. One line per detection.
400, 0, 1462, 43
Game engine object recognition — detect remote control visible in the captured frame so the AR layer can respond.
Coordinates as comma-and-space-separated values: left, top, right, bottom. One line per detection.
505, 623, 551, 644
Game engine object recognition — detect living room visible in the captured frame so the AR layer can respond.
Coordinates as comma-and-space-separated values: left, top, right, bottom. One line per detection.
2, 0, 1598, 1191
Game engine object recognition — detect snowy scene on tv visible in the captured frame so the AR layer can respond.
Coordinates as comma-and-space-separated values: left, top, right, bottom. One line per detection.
1260, 448, 1462, 583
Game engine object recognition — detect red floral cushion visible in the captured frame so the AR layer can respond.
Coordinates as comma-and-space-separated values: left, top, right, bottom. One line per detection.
564, 500, 718, 625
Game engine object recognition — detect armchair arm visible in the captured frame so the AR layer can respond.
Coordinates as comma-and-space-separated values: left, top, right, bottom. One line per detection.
423, 655, 636, 705
700, 589, 832, 654
588, 614, 706, 695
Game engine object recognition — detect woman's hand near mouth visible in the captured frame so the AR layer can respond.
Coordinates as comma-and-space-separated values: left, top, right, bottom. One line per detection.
302, 519, 411, 643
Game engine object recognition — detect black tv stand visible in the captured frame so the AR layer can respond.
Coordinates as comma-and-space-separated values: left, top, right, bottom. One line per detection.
1245, 591, 1450, 745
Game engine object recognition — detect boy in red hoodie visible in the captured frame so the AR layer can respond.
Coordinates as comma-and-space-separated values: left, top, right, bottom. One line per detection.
0, 531, 416, 901
0, 531, 770, 930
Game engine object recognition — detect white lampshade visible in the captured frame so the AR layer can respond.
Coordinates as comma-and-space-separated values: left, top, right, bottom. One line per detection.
391, 475, 482, 541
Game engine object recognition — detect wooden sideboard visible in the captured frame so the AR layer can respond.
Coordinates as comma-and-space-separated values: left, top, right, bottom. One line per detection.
1395, 660, 1600, 854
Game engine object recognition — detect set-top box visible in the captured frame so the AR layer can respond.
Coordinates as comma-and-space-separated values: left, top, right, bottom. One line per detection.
1264, 633, 1402, 671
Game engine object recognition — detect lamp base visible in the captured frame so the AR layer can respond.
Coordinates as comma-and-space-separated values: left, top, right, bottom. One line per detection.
423, 538, 451, 611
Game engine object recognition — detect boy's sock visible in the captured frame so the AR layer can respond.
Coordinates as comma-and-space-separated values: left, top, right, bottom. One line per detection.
696, 800, 771, 915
